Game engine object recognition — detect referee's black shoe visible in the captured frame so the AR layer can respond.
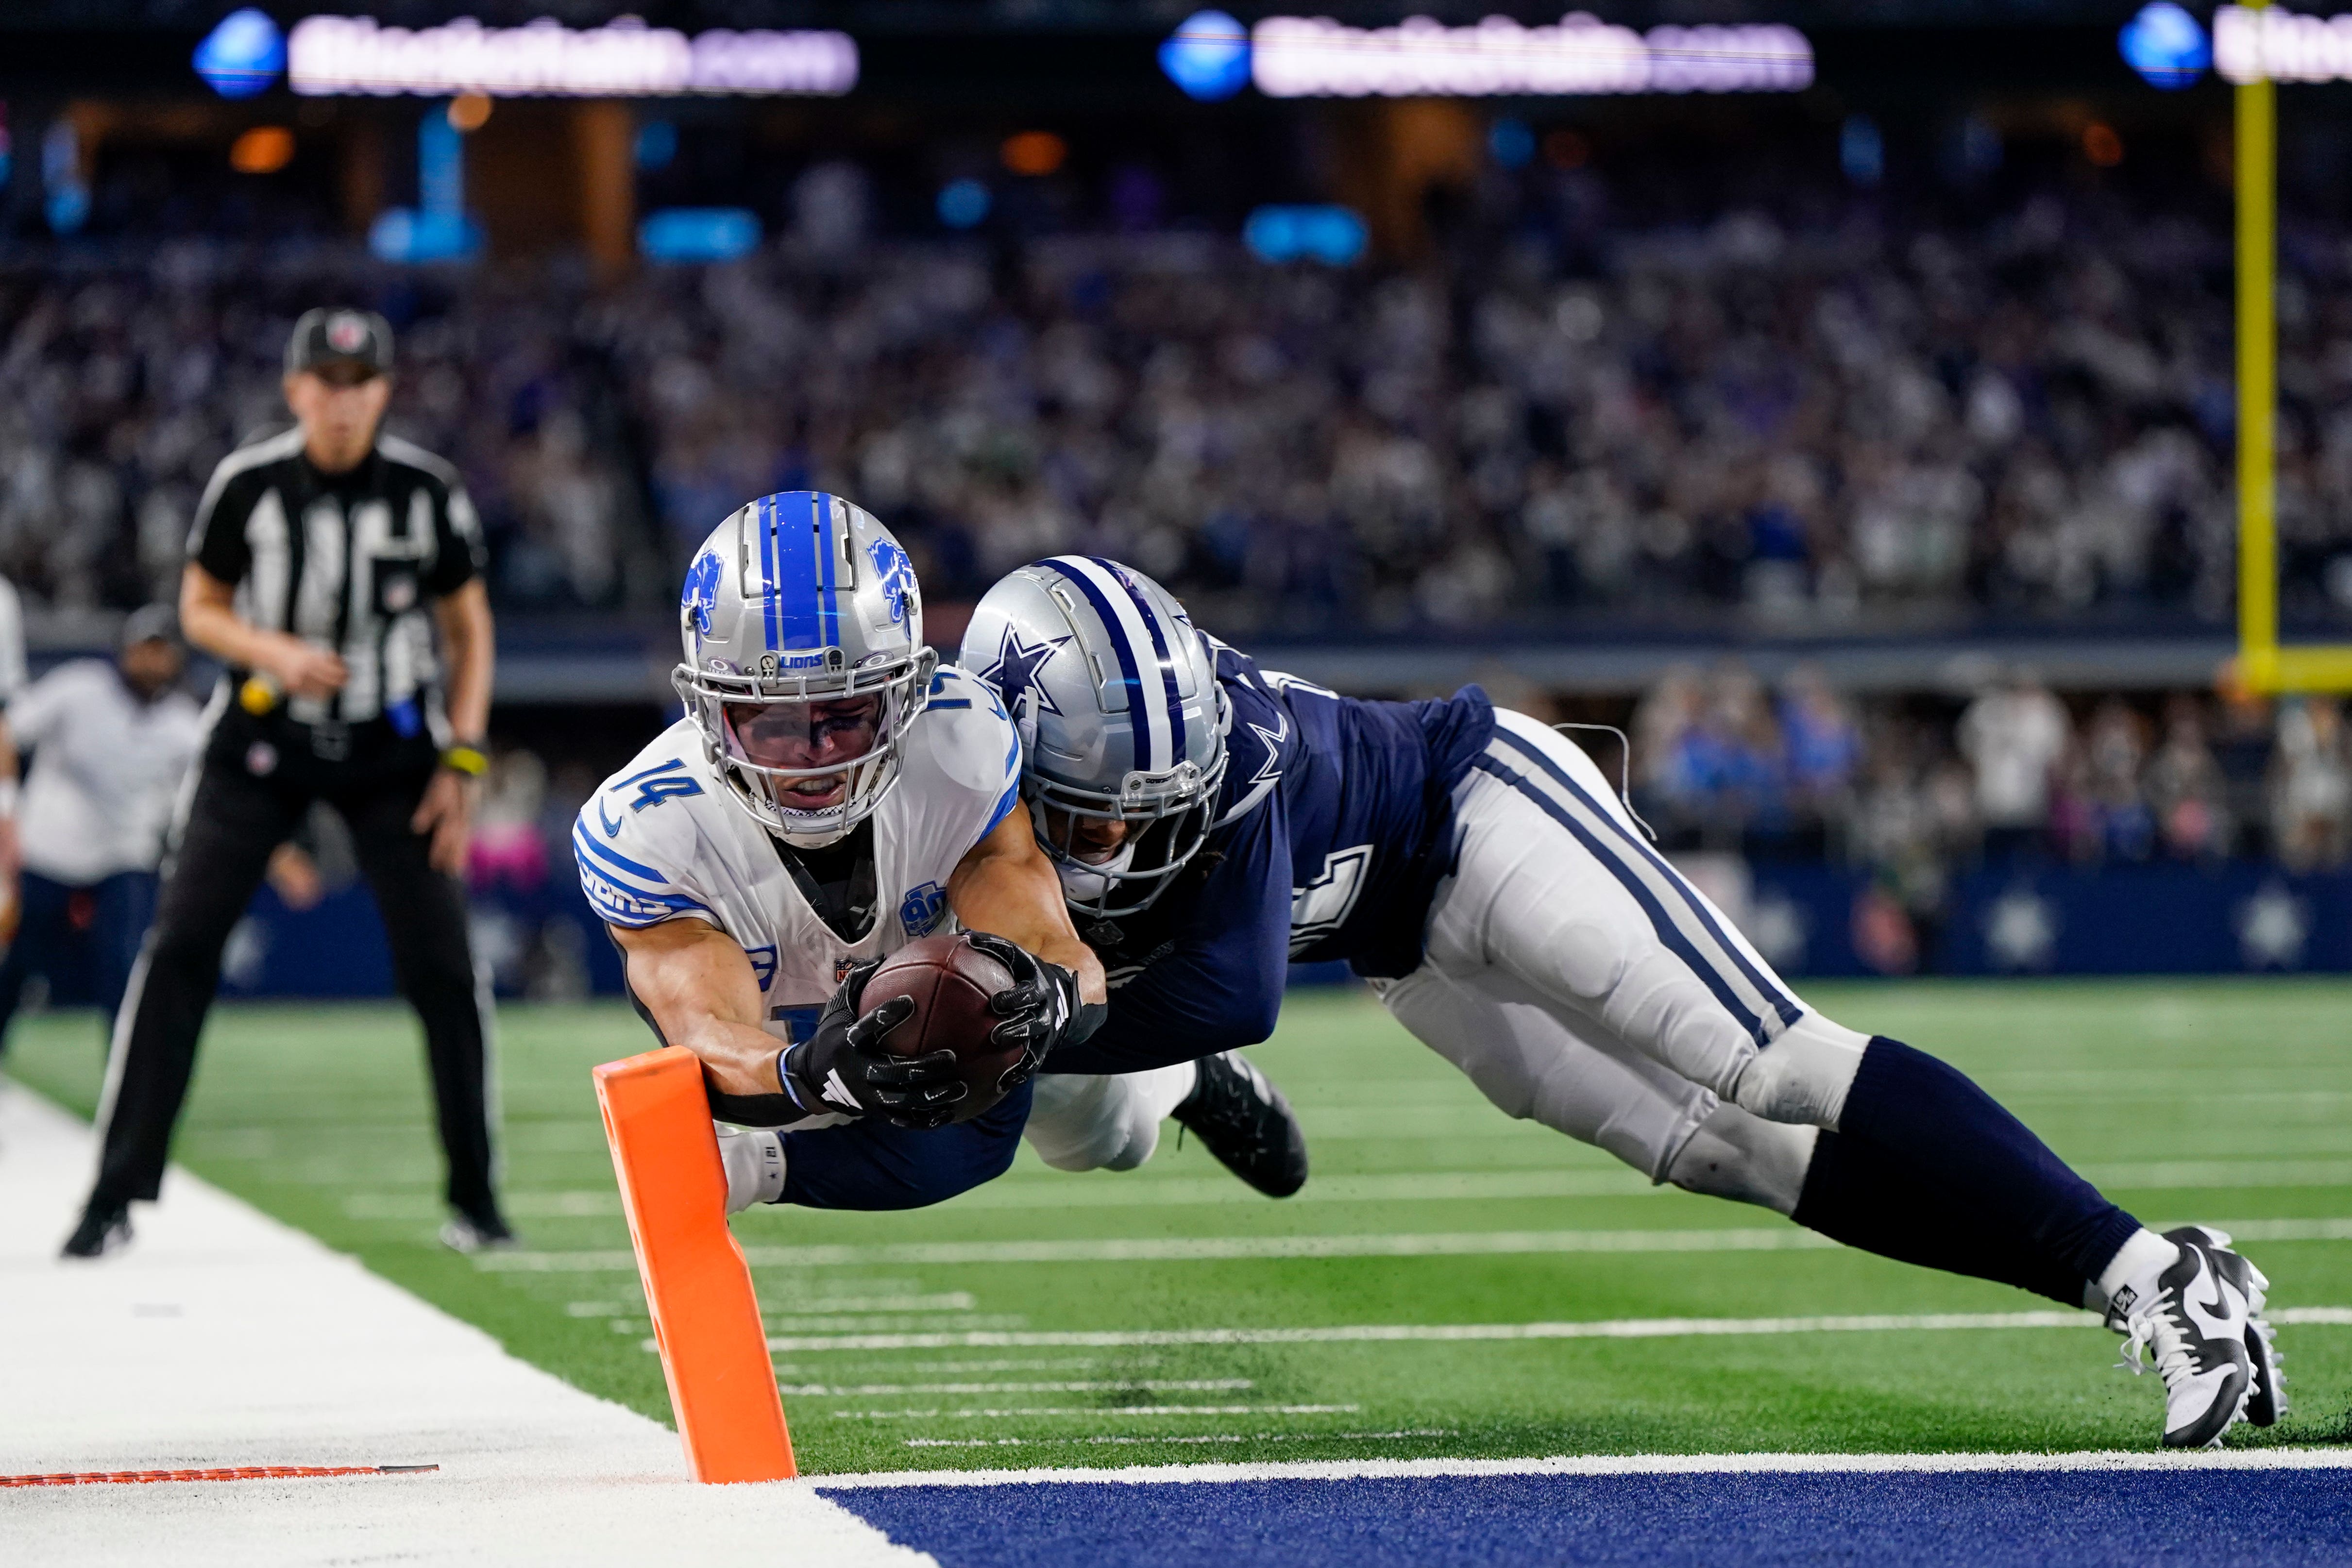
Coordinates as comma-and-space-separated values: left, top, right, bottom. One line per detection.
1173, 1052, 1309, 1198
61, 1199, 133, 1260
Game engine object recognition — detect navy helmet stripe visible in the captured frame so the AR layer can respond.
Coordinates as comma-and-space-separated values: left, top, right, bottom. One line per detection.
1488, 727, 1804, 1032
1091, 556, 1187, 770
1470, 754, 1770, 1044
1037, 558, 1160, 770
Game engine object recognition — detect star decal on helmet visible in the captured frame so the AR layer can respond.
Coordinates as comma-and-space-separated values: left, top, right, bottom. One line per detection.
981, 626, 1070, 717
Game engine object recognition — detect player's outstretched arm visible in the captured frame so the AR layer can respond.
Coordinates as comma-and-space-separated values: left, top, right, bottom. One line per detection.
609, 917, 787, 1100
947, 799, 1108, 1007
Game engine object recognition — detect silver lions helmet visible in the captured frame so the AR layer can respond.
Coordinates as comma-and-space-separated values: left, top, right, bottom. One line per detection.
675, 491, 936, 847
961, 556, 1229, 918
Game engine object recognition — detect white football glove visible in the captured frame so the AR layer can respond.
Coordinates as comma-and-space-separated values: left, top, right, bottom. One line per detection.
715, 1124, 787, 1214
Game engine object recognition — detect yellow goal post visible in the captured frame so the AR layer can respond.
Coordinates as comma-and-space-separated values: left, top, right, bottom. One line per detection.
2237, 1, 2352, 691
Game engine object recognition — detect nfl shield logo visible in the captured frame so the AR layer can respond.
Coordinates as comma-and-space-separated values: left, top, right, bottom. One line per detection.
325, 312, 368, 353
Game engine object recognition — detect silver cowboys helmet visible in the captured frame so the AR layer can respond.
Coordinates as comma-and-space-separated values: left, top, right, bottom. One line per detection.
961, 556, 1228, 918
675, 491, 935, 847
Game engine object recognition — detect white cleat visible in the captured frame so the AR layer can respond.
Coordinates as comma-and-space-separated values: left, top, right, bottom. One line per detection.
2111, 1231, 2261, 1449
2166, 1225, 2286, 1427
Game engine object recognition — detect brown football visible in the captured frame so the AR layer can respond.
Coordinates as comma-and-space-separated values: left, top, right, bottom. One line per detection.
859, 932, 1024, 1123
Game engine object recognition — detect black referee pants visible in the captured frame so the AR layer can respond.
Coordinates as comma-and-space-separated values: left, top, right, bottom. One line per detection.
88, 710, 499, 1219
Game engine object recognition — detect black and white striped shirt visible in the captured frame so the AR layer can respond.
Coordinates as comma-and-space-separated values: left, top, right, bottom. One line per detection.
187, 428, 485, 727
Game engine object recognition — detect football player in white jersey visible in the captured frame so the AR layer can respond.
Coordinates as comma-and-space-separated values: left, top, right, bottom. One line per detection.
576, 491, 1109, 1210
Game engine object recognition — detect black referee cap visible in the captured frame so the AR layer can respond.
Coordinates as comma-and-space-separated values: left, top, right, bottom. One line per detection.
285, 307, 393, 379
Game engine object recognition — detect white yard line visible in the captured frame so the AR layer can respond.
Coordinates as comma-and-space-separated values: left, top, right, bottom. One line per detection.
0, 1081, 928, 1568
479, 1216, 2352, 1272
355, 1158, 2352, 1222
763, 1306, 2352, 1354
820, 1447, 2352, 1488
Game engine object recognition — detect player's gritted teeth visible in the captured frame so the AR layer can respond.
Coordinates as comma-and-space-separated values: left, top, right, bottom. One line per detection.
725, 697, 881, 806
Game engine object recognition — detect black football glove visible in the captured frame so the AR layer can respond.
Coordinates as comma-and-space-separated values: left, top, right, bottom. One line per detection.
962, 932, 1103, 1089
777, 957, 969, 1131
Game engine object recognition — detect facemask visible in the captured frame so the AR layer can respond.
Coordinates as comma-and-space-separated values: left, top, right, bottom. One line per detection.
1055, 839, 1136, 903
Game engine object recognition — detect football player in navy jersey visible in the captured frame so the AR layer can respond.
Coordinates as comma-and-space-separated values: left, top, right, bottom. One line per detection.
966, 556, 2285, 1450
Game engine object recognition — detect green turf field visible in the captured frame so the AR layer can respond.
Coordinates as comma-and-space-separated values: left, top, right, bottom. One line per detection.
6, 980, 2349, 1473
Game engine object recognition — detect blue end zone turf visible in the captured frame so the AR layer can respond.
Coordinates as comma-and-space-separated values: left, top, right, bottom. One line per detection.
823, 1470, 2352, 1568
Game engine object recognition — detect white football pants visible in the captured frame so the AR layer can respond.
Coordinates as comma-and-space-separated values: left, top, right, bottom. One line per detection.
1019, 710, 1868, 1217
1376, 709, 1870, 1213
1024, 1061, 1198, 1173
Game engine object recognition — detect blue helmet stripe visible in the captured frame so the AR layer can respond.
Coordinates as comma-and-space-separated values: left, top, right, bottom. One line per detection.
768, 490, 827, 650
813, 492, 841, 651
1037, 557, 1159, 770
1092, 556, 1187, 770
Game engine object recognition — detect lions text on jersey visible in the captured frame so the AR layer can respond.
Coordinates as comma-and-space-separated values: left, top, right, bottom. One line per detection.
575, 664, 1021, 1120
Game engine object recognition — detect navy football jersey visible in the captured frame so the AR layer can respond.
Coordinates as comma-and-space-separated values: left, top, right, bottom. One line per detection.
1049, 641, 1493, 1076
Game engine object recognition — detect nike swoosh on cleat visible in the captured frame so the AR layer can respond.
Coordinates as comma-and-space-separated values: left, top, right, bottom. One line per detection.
2181, 1253, 2244, 1343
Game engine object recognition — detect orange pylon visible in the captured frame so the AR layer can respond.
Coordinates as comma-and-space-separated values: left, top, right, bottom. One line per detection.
593, 1046, 795, 1483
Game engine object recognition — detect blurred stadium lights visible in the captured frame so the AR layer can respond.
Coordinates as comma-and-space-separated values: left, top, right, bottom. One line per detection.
283, 15, 856, 99
193, 7, 285, 100
228, 125, 295, 174
2082, 120, 2124, 166
633, 119, 677, 171
40, 121, 86, 235
1159, 9, 1252, 101
638, 207, 760, 263
1248, 14, 1813, 98
369, 104, 479, 263
2217, 2, 2352, 83
1839, 115, 1882, 186
2118, 2, 2212, 89
936, 178, 991, 229
446, 92, 492, 133
1000, 131, 1067, 176
1487, 116, 1536, 168
1243, 204, 1368, 266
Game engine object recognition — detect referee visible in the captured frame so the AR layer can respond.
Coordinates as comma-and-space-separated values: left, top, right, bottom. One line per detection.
64, 308, 511, 1259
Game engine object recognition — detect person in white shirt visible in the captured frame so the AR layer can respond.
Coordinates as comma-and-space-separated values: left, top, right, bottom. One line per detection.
0, 607, 205, 1055
1957, 668, 2072, 862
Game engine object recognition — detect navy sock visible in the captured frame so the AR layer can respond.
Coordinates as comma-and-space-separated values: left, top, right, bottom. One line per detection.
1818, 1037, 2143, 1292
1793, 1129, 2088, 1307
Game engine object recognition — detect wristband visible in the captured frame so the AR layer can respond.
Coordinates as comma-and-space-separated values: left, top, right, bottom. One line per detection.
0, 778, 18, 817
439, 743, 489, 777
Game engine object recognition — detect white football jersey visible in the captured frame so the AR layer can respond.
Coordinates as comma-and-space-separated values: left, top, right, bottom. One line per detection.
575, 665, 1020, 1059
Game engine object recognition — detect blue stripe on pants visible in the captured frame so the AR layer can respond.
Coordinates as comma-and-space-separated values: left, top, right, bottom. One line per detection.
1469, 752, 1770, 1045
1488, 726, 1804, 1031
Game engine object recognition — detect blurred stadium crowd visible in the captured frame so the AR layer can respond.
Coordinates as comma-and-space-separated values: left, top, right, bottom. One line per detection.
7, 174, 2352, 636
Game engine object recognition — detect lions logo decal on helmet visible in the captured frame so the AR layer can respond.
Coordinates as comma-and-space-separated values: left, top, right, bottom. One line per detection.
681, 550, 724, 635
868, 537, 918, 627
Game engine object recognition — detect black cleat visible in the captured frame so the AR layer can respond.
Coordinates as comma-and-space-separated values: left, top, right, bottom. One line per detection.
1173, 1051, 1308, 1198
439, 1204, 518, 1255
61, 1200, 133, 1260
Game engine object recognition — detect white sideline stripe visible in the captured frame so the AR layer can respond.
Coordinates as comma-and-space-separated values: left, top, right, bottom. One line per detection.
819, 1448, 2352, 1489
766, 1305, 2352, 1354
0, 1081, 930, 1568
475, 1216, 2352, 1272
